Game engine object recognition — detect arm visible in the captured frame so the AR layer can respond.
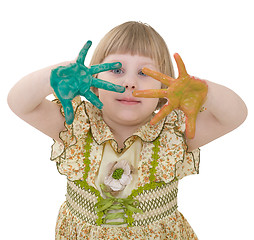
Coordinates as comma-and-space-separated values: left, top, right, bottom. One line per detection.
8, 41, 125, 141
186, 80, 248, 151
7, 62, 69, 142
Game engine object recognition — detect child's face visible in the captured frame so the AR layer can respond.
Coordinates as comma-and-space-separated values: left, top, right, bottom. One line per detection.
96, 54, 162, 128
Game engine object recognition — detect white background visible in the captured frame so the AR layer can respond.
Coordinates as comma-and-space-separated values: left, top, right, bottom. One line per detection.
1, 0, 253, 239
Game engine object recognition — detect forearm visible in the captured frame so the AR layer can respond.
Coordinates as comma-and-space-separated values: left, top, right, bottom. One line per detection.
7, 61, 70, 115
204, 80, 248, 128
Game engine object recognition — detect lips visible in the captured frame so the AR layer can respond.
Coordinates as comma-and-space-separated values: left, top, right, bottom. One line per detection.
117, 97, 141, 105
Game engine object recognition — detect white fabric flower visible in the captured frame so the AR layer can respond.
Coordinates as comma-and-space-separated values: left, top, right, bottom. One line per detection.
104, 160, 133, 192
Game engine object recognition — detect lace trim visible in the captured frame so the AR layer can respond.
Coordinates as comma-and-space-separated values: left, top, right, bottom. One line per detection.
73, 131, 104, 225
150, 137, 160, 182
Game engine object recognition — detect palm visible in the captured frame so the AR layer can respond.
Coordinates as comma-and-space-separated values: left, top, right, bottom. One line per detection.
133, 53, 208, 139
50, 40, 125, 125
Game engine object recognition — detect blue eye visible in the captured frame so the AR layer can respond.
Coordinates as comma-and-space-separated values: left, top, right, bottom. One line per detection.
111, 68, 124, 74
139, 70, 147, 76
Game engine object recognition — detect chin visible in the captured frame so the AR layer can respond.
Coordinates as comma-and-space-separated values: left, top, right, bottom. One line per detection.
116, 112, 150, 126
117, 116, 140, 125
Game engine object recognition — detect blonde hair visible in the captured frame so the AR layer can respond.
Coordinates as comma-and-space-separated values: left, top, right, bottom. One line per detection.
90, 21, 175, 109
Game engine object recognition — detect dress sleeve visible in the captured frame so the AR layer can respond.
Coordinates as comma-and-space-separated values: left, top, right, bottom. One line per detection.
50, 95, 91, 181
155, 110, 200, 183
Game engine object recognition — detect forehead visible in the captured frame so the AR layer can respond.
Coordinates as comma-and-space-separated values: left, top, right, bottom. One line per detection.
102, 53, 157, 67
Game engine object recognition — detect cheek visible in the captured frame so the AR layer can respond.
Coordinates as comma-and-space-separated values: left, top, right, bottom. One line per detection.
142, 78, 162, 90
153, 80, 163, 89
143, 97, 160, 110
97, 89, 120, 102
97, 89, 107, 100
97, 73, 118, 84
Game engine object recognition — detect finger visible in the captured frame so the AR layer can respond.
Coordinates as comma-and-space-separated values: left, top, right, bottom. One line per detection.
62, 100, 75, 125
132, 89, 167, 98
92, 77, 125, 93
150, 103, 174, 125
142, 68, 175, 86
90, 62, 122, 75
76, 40, 92, 65
180, 99, 204, 139
83, 90, 103, 109
184, 115, 196, 139
174, 53, 188, 78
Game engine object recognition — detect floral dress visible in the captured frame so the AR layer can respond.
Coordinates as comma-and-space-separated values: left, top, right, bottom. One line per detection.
51, 96, 200, 240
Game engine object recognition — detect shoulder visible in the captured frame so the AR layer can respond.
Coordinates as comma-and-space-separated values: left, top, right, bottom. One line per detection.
52, 97, 92, 143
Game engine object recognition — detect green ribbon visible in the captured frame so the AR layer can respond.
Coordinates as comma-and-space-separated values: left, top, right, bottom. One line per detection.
95, 184, 143, 225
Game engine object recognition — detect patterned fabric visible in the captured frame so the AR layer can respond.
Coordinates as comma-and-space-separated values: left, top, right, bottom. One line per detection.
133, 180, 178, 227
55, 201, 198, 240
65, 179, 178, 227
51, 97, 200, 239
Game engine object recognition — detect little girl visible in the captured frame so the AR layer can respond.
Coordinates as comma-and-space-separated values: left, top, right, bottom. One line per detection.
7, 21, 247, 239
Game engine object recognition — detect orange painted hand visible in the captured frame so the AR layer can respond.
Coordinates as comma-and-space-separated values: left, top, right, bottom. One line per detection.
132, 53, 208, 139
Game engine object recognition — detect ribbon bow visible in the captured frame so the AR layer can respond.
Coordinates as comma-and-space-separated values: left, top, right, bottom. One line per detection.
95, 184, 143, 225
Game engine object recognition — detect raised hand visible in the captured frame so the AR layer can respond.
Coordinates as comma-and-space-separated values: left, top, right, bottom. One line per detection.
50, 40, 125, 125
133, 53, 208, 139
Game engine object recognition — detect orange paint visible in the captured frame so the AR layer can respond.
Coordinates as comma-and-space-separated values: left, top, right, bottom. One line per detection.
133, 53, 208, 139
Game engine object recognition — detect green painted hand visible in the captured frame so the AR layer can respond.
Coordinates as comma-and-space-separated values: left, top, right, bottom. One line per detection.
50, 40, 125, 125
133, 53, 208, 139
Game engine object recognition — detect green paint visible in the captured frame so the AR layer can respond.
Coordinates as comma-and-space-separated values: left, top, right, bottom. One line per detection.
50, 40, 125, 125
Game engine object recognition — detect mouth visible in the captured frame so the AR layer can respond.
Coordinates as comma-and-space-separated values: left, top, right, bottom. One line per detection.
116, 97, 141, 105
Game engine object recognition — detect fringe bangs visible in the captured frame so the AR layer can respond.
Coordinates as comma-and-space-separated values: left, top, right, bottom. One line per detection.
104, 22, 156, 60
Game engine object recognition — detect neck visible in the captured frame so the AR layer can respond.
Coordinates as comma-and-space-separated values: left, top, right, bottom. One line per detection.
102, 116, 149, 149
111, 127, 136, 149
111, 124, 139, 149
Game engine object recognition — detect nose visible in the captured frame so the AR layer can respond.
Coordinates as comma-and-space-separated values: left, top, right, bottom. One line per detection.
122, 77, 137, 90
125, 84, 135, 89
